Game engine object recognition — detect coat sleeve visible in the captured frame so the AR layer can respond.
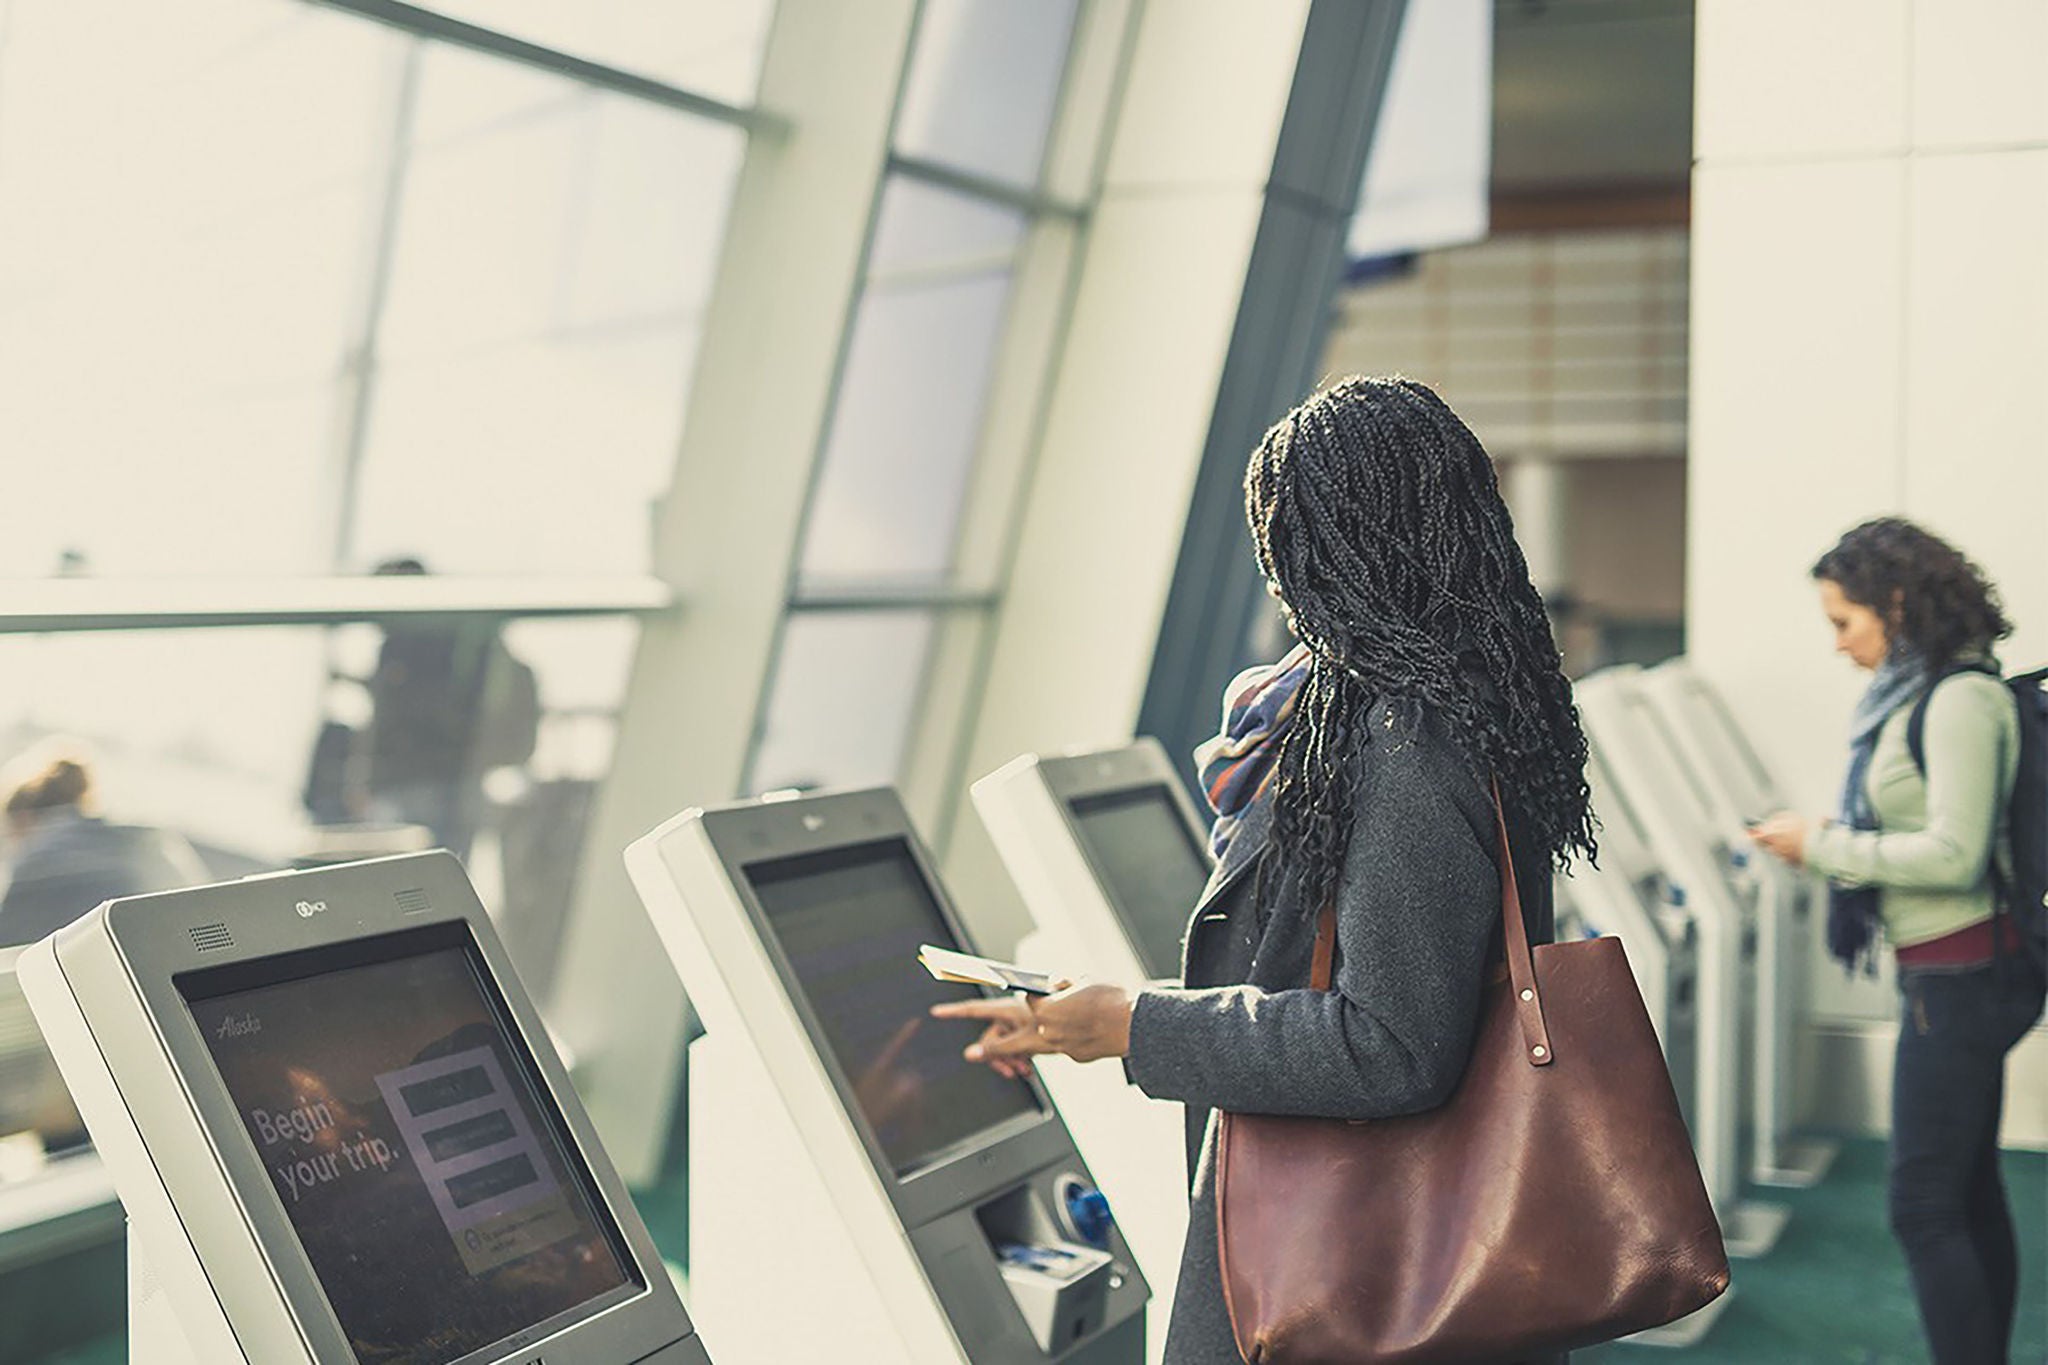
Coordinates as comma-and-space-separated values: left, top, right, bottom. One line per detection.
1122, 713, 1502, 1120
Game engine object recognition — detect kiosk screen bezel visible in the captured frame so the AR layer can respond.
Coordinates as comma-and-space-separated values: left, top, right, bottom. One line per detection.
97, 855, 686, 1365
1036, 745, 1214, 980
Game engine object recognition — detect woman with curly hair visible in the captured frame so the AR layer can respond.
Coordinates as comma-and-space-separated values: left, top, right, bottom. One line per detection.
935, 376, 1595, 1364
1752, 516, 2046, 1365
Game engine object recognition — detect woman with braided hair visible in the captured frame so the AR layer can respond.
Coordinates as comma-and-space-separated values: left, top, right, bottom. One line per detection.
936, 376, 1595, 1363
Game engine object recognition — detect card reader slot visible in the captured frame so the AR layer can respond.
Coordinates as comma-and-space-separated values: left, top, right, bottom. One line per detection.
974, 1181, 1115, 1355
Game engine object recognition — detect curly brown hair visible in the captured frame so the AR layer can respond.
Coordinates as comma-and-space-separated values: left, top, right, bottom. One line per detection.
1811, 517, 2012, 666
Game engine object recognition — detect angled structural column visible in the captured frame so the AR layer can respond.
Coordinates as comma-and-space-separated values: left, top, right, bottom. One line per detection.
1133, 0, 1407, 807
942, 0, 1405, 955
546, 0, 919, 1185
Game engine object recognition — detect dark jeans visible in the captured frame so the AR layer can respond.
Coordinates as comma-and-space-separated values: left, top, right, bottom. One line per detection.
1891, 958, 2048, 1365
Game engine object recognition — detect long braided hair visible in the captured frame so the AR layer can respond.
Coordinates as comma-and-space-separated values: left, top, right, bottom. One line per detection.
1246, 376, 1596, 914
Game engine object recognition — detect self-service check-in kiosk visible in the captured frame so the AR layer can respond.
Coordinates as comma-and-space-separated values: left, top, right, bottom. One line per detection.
970, 741, 1212, 1363
625, 788, 1148, 1365
1554, 746, 1732, 1347
1636, 659, 1839, 1190
1573, 671, 1789, 1260
18, 852, 710, 1365
1557, 745, 1701, 1135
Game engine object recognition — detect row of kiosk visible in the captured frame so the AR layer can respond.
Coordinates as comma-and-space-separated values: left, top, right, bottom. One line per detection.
5, 657, 1824, 1363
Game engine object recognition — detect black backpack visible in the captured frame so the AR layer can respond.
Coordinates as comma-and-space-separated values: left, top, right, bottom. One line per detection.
1906, 663, 2048, 970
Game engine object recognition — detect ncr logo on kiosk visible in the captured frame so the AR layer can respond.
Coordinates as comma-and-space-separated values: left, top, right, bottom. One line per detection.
294, 900, 328, 919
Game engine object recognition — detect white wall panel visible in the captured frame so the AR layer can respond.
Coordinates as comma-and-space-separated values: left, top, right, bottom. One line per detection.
1911, 0, 2048, 150
1688, 156, 1909, 1020
1695, 0, 1908, 162
1904, 150, 2048, 670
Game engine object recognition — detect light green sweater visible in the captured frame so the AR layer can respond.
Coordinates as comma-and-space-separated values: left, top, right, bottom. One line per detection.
1804, 671, 2018, 948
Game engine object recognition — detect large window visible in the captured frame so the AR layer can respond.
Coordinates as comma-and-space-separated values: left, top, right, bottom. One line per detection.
349, 43, 744, 577
795, 178, 1028, 593
746, 0, 1087, 799
0, 0, 760, 991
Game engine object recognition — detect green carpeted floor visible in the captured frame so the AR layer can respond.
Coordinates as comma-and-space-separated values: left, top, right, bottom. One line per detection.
14, 1139, 2043, 1364
1581, 1139, 2046, 1365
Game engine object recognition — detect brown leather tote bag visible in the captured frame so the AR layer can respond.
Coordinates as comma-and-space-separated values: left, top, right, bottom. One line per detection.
1215, 783, 1729, 1364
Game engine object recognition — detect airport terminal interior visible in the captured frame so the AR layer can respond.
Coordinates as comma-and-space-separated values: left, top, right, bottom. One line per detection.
1, 1, 2044, 1362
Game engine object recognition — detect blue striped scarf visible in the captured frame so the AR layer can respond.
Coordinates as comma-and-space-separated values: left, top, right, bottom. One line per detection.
1193, 645, 1312, 858
1828, 649, 1929, 973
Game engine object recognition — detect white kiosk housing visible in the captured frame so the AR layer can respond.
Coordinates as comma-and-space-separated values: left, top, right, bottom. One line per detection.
1554, 746, 1732, 1348
1555, 745, 1701, 1133
970, 740, 1213, 1361
1573, 670, 1789, 1259
626, 787, 1148, 1365
0, 947, 119, 1275
19, 851, 709, 1365
1637, 658, 1839, 1189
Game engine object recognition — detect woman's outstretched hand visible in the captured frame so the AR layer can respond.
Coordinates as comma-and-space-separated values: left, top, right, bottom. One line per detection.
931, 982, 1137, 1075
1749, 811, 1810, 867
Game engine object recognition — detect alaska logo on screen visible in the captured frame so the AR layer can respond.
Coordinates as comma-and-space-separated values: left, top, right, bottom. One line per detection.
295, 900, 328, 919
215, 1012, 261, 1040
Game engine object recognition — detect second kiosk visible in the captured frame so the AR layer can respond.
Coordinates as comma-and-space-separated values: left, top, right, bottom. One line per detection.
626, 787, 1149, 1365
969, 739, 1213, 1363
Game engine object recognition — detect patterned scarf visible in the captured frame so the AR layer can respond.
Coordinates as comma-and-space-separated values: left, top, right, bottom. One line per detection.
1194, 644, 1312, 858
1827, 648, 1930, 973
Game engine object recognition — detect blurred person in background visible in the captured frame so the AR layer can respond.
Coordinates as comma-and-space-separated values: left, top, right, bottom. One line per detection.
0, 740, 209, 948
320, 557, 539, 859
1751, 517, 2046, 1365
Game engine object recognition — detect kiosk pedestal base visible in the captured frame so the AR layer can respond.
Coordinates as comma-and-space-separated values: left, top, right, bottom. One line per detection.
1721, 1198, 1791, 1260
129, 1229, 201, 1365
1754, 1134, 1840, 1189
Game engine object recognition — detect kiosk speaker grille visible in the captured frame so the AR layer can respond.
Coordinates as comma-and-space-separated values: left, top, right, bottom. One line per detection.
188, 923, 235, 953
395, 889, 432, 916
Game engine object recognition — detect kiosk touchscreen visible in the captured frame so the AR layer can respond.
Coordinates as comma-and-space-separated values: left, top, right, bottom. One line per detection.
17, 852, 709, 1365
626, 788, 1147, 1365
969, 741, 1210, 1362
1637, 659, 1838, 1190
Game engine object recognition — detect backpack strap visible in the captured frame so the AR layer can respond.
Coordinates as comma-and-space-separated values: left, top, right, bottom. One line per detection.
1905, 661, 2002, 776
1903, 661, 2041, 972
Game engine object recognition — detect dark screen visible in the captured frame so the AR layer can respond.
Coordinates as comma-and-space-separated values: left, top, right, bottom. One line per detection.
1066, 786, 1212, 979
183, 937, 635, 1365
746, 839, 1042, 1176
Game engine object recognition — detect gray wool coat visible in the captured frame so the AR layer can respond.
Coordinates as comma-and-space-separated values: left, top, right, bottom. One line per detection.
1124, 695, 1568, 1365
